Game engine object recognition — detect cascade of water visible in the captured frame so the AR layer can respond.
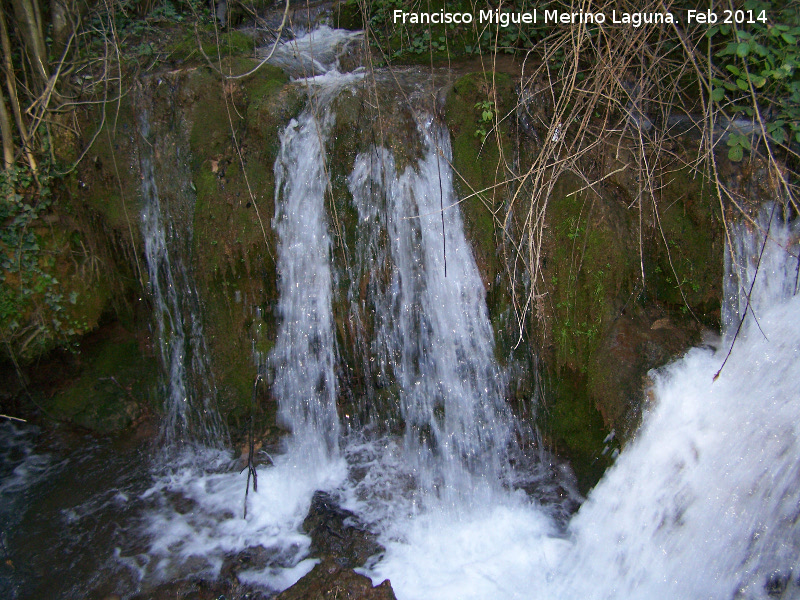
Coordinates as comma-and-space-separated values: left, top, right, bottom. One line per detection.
722, 202, 800, 343
123, 30, 364, 596
549, 206, 800, 600
347, 120, 515, 500
138, 112, 225, 447
266, 25, 362, 78
266, 26, 366, 463
269, 103, 341, 462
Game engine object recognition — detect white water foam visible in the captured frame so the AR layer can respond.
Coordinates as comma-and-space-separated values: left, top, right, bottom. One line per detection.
265, 25, 362, 79
361, 207, 800, 600
136, 447, 347, 593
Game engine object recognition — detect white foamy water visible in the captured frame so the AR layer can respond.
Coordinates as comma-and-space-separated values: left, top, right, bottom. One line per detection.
363, 206, 800, 600
133, 446, 347, 593
550, 206, 800, 600
265, 25, 362, 79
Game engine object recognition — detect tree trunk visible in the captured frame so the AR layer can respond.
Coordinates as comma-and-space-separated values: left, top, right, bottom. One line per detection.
0, 86, 14, 169
0, 1, 36, 173
10, 0, 49, 88
50, 0, 70, 61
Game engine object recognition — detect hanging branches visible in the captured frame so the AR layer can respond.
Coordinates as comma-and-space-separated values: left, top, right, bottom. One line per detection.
242, 373, 265, 518
490, 0, 799, 344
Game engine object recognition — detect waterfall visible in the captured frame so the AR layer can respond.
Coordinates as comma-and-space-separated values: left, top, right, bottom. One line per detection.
347, 121, 515, 500
269, 94, 342, 462
138, 112, 225, 447
722, 203, 800, 343
133, 25, 800, 600
548, 204, 800, 600
266, 25, 364, 463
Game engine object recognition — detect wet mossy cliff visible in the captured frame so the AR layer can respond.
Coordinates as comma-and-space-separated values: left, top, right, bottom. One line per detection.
132, 60, 304, 439
4, 47, 736, 491
443, 71, 727, 490
2, 57, 302, 440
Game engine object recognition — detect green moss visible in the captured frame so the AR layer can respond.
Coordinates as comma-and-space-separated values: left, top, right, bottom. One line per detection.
546, 176, 632, 370
538, 160, 722, 476
648, 168, 722, 325
543, 370, 615, 494
246, 65, 290, 107
48, 332, 158, 433
445, 72, 515, 286
334, 0, 364, 30
188, 77, 233, 158
169, 29, 255, 63
79, 97, 142, 235
182, 64, 301, 435
535, 174, 636, 485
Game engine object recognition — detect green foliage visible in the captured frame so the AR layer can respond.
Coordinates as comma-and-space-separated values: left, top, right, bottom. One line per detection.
358, 0, 548, 62
83, 0, 226, 65
707, 0, 800, 161
0, 163, 85, 359
473, 99, 495, 142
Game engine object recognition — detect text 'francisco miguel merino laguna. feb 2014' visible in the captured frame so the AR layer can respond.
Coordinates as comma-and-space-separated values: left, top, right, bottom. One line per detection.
392, 8, 769, 28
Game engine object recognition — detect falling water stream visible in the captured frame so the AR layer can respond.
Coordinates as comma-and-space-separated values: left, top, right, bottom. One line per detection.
2, 27, 800, 600
139, 111, 225, 448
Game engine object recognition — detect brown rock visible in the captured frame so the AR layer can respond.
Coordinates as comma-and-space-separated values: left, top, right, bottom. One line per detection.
275, 557, 396, 600
303, 491, 384, 568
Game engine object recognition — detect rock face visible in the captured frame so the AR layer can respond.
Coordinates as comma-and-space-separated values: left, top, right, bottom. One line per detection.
444, 70, 728, 491
303, 491, 384, 569
275, 557, 396, 600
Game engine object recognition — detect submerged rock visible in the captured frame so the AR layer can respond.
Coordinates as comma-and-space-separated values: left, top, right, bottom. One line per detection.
128, 578, 244, 600
275, 557, 396, 600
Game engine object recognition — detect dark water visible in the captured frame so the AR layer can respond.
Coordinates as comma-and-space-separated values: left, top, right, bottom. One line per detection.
0, 422, 157, 599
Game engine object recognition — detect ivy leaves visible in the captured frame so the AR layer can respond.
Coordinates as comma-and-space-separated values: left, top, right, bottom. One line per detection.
706, 0, 800, 161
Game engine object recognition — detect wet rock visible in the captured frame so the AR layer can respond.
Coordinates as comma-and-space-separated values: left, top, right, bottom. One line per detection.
219, 543, 300, 582
43, 324, 159, 434
765, 570, 791, 597
128, 577, 236, 600
275, 557, 396, 600
588, 309, 696, 438
303, 491, 383, 568
164, 489, 200, 515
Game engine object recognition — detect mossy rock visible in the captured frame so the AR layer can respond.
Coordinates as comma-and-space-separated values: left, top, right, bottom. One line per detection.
536, 173, 633, 490
180, 62, 299, 436
542, 369, 616, 494
168, 29, 256, 64
445, 71, 515, 288
646, 168, 723, 325
537, 162, 720, 477
334, 0, 365, 30
47, 327, 158, 433
77, 96, 142, 235
544, 174, 634, 371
